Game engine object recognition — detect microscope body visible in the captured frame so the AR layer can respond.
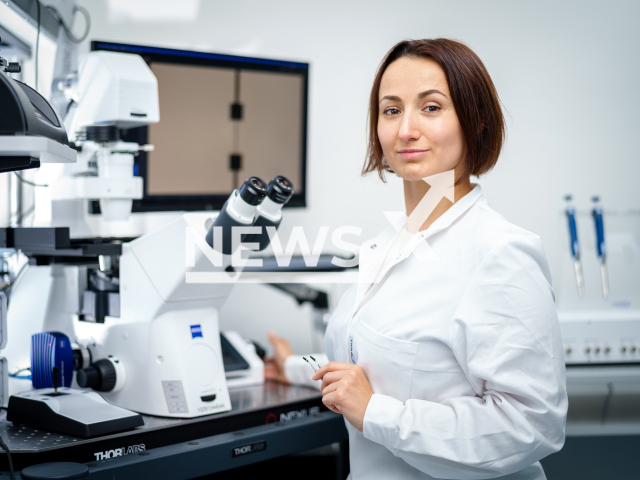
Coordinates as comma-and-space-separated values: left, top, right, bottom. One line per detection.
34, 50, 159, 237
75, 213, 234, 417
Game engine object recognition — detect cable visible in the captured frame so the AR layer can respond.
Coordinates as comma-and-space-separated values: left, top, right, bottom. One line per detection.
65, 98, 76, 115
46, 5, 91, 44
35, 0, 40, 91
15, 205, 34, 226
12, 170, 44, 226
9, 367, 31, 376
0, 434, 15, 480
13, 172, 48, 187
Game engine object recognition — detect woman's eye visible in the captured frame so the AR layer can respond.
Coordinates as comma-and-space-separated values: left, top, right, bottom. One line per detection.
383, 107, 400, 115
424, 105, 440, 113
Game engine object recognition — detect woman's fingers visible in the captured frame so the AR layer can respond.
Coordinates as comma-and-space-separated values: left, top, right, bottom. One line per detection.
319, 371, 344, 391
268, 331, 294, 362
267, 331, 284, 349
268, 330, 288, 346
264, 363, 281, 381
322, 391, 341, 413
312, 361, 351, 381
316, 364, 373, 432
263, 355, 288, 383
322, 391, 337, 409
321, 381, 338, 397
267, 331, 282, 349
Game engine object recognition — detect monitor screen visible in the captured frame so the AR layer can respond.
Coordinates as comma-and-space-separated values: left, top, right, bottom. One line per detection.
90, 41, 308, 212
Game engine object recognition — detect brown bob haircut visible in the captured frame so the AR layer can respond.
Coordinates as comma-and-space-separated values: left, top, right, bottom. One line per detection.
363, 38, 505, 184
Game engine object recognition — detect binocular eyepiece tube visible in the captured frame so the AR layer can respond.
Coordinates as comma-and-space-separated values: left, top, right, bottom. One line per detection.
205, 175, 294, 255
255, 175, 294, 220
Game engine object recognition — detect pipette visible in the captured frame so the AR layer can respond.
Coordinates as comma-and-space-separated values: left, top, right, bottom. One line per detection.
591, 196, 609, 298
309, 356, 323, 370
303, 357, 317, 374
565, 195, 584, 296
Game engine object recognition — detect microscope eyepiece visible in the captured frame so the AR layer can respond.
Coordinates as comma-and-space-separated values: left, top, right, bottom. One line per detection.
239, 176, 268, 205
267, 175, 294, 204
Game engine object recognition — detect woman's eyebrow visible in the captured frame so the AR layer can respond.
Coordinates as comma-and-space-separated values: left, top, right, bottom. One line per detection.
379, 89, 447, 104
379, 94, 401, 104
418, 89, 447, 99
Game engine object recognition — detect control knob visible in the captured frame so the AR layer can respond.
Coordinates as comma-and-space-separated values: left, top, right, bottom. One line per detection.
77, 358, 119, 392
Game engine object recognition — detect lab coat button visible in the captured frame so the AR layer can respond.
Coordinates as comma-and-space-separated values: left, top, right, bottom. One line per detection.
371, 244, 377, 249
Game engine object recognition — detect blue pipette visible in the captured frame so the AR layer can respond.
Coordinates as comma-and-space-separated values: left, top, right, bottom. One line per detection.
591, 196, 609, 298
565, 195, 584, 296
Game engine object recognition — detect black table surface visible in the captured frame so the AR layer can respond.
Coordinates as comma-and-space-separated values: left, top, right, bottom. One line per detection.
0, 381, 327, 470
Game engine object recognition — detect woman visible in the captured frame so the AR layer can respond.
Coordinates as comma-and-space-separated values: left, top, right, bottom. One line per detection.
265, 38, 567, 480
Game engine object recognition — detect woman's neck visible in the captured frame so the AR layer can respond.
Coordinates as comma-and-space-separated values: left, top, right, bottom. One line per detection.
403, 176, 473, 232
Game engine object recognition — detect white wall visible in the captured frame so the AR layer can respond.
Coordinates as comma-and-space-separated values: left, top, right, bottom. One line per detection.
7, 0, 640, 354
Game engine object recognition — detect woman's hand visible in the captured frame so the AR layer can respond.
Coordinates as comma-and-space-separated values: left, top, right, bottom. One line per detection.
263, 330, 294, 384
312, 362, 374, 432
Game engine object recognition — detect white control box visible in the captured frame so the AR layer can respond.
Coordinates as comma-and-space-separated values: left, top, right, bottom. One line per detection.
558, 309, 640, 365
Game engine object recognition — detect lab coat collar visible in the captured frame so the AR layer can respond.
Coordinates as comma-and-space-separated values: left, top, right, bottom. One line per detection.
353, 184, 485, 313
360, 183, 484, 257
404, 182, 484, 247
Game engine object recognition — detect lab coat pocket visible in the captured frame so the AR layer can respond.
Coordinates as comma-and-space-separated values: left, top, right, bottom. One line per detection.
356, 322, 418, 403
410, 339, 474, 403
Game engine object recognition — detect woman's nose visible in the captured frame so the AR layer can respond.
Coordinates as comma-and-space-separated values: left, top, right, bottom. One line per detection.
398, 111, 421, 142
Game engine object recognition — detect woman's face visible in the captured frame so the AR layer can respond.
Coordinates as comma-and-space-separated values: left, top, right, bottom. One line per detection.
377, 56, 466, 182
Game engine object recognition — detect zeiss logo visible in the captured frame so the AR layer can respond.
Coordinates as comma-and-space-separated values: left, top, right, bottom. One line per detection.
190, 325, 203, 338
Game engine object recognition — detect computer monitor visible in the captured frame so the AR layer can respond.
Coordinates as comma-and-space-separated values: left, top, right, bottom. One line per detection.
90, 41, 308, 212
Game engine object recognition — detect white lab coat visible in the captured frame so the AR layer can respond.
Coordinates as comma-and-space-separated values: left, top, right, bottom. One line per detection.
285, 184, 567, 479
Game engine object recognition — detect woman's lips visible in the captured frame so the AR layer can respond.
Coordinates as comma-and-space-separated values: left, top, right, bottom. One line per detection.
397, 149, 429, 159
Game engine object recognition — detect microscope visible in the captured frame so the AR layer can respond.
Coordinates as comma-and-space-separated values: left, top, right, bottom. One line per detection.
2, 50, 159, 395
2, 50, 295, 431
0, 51, 142, 436
70, 174, 293, 417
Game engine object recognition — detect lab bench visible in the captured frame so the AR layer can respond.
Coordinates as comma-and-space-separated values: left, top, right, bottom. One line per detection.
0, 382, 349, 479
